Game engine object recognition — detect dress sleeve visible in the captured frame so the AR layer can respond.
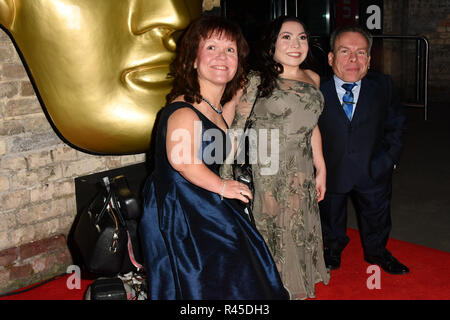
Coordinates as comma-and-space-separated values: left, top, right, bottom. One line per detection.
220, 72, 261, 179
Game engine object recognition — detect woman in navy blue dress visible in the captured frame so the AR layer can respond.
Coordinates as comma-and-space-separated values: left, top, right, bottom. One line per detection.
139, 15, 288, 300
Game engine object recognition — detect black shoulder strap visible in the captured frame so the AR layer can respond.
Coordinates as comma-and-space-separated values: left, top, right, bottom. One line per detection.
234, 90, 260, 157
244, 89, 260, 131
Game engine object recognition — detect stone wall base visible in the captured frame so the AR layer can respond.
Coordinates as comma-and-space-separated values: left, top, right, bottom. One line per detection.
0, 234, 72, 295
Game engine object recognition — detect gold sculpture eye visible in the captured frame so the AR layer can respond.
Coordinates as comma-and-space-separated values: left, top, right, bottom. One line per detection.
0, 0, 202, 154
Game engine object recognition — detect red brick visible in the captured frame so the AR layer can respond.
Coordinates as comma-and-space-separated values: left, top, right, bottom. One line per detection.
31, 256, 49, 274
56, 248, 73, 265
0, 247, 18, 266
9, 264, 32, 281
31, 254, 62, 274
19, 235, 67, 260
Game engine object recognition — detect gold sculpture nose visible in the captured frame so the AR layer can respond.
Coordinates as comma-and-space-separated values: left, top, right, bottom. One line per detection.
129, 0, 191, 35
0, 0, 201, 154
153, 26, 179, 52
129, 0, 191, 54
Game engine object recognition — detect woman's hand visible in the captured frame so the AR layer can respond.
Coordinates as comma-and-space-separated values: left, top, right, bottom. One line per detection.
221, 179, 253, 203
315, 169, 326, 202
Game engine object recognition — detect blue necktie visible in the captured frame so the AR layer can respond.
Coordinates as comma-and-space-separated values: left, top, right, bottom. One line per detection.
342, 83, 357, 120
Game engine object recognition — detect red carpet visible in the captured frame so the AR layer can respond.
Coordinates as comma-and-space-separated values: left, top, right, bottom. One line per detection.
1, 228, 449, 300
0, 275, 93, 300
313, 228, 450, 300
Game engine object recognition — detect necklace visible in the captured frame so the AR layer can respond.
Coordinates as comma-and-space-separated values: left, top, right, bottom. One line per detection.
201, 96, 223, 115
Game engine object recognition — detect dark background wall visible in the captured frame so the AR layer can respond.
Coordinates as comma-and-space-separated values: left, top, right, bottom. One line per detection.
221, 0, 450, 106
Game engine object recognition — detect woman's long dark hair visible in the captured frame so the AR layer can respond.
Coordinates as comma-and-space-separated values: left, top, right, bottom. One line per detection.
166, 15, 249, 105
256, 16, 312, 98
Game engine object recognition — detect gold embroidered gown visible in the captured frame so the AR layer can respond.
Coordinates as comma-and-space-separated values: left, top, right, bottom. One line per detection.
221, 72, 330, 299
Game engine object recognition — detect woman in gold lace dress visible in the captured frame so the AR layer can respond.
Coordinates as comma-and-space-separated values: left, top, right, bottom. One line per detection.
221, 16, 330, 299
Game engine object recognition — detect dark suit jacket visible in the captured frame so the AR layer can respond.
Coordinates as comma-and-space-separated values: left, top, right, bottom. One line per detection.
318, 71, 406, 193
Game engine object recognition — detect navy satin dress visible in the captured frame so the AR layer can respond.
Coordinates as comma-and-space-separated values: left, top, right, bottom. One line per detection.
139, 102, 289, 300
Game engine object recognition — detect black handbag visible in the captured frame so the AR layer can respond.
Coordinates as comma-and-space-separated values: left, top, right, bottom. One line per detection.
74, 175, 143, 275
88, 277, 128, 300
232, 90, 259, 223
84, 272, 147, 300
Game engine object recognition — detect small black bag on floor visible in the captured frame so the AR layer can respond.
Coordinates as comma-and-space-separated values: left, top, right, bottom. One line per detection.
87, 277, 127, 300
84, 272, 147, 300
74, 175, 143, 275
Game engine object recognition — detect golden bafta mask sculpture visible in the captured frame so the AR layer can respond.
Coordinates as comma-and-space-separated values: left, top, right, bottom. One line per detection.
0, 0, 202, 154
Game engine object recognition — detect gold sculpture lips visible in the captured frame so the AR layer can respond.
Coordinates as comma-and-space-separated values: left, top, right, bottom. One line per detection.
123, 63, 173, 91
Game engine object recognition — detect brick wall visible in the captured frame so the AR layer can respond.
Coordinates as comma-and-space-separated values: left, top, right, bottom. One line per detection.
409, 1, 450, 102
0, 29, 145, 294
383, 0, 450, 103
0, 0, 217, 296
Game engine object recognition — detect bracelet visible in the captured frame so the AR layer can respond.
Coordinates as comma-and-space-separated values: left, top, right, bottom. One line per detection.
220, 180, 226, 200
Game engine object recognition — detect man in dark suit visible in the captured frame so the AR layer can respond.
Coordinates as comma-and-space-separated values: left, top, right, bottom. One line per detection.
318, 26, 409, 275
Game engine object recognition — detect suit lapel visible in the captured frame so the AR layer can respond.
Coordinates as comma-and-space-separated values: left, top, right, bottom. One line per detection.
352, 77, 375, 123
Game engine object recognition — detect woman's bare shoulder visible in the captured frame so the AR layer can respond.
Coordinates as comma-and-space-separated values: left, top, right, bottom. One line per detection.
304, 69, 320, 87
166, 99, 199, 128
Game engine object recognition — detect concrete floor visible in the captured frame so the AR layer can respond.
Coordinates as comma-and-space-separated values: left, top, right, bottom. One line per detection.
347, 102, 450, 252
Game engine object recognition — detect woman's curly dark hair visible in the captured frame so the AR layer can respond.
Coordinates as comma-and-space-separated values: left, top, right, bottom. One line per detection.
256, 16, 312, 98
166, 15, 249, 105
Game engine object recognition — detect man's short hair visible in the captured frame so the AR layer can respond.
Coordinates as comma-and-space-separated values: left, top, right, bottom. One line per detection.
330, 25, 373, 54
